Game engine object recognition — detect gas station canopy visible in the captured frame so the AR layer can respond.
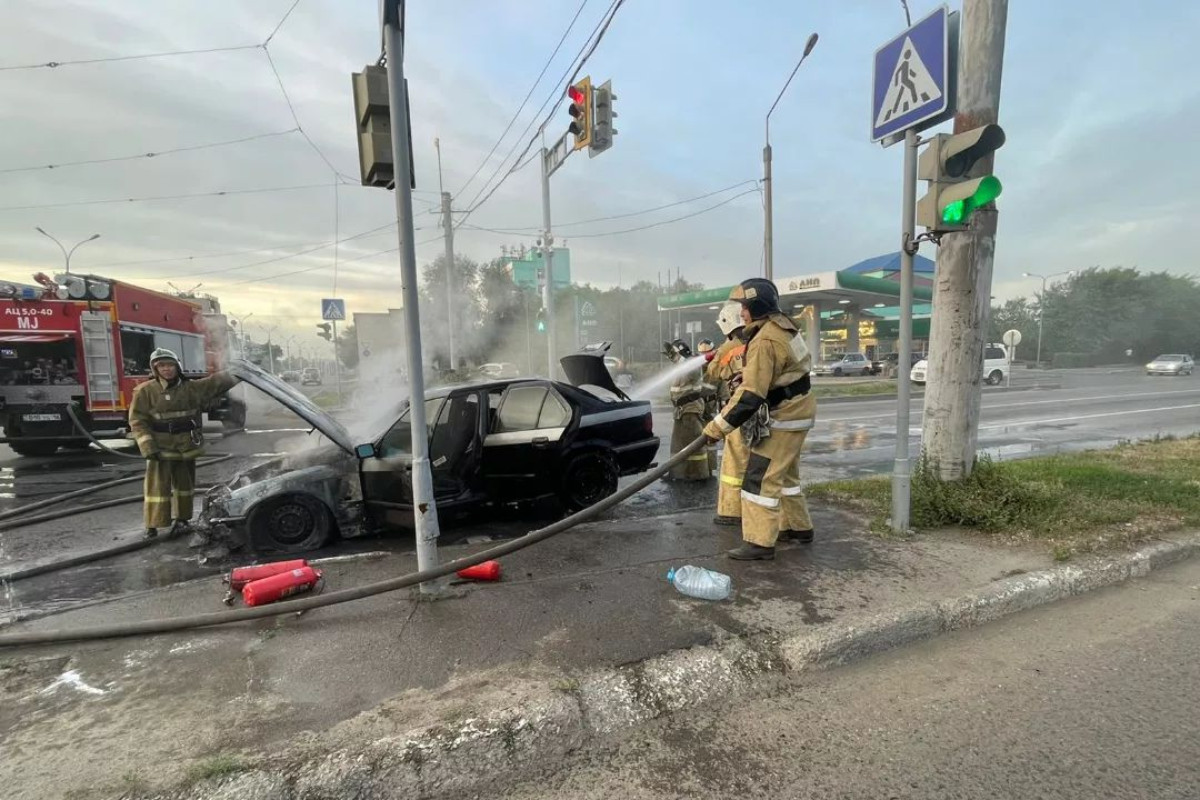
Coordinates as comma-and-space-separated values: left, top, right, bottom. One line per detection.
657, 267, 933, 312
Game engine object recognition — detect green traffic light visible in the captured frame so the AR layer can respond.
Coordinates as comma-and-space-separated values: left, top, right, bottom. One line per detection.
942, 176, 1003, 225
536, 321, 546, 332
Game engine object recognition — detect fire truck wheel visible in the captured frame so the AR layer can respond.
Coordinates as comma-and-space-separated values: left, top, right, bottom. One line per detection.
222, 398, 247, 431
9, 441, 59, 457
247, 493, 333, 554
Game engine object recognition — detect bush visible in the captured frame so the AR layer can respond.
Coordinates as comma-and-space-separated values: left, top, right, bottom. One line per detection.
910, 455, 1051, 531
1051, 352, 1101, 368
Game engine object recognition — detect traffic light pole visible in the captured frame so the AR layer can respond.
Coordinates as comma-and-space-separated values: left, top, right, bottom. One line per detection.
382, 2, 441, 590
440, 190, 457, 371
331, 318, 342, 403
921, 0, 1008, 482
891, 128, 919, 534
540, 138, 557, 379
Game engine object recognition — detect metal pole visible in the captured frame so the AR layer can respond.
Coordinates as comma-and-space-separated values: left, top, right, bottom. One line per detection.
891, 127, 918, 534
540, 141, 557, 379
436, 139, 457, 371
763, 143, 774, 281
331, 319, 342, 400
1035, 276, 1046, 365
383, 8, 441, 589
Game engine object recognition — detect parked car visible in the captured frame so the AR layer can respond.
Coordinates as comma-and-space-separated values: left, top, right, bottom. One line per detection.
202, 355, 660, 554
301, 368, 322, 385
478, 362, 521, 379
281, 370, 301, 383
911, 344, 1009, 386
1145, 354, 1195, 376
813, 352, 873, 377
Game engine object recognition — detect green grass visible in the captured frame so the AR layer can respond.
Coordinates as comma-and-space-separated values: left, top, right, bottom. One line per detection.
814, 380, 901, 399
807, 436, 1200, 558
185, 754, 247, 784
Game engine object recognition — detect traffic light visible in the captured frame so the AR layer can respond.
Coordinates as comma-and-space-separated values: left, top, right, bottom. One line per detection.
567, 77, 592, 152
916, 124, 1006, 231
589, 80, 616, 158
535, 308, 547, 333
351, 66, 392, 188
317, 323, 332, 341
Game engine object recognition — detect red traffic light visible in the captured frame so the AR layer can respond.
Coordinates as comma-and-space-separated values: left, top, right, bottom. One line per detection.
567, 84, 586, 105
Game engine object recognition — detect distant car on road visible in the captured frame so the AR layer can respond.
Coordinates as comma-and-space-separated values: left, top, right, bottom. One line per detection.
911, 344, 1009, 386
814, 352, 872, 377
281, 370, 301, 383
301, 368, 322, 385
203, 354, 660, 554
478, 362, 521, 379
1146, 354, 1194, 376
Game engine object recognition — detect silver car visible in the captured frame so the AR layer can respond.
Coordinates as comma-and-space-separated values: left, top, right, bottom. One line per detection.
1146, 354, 1195, 376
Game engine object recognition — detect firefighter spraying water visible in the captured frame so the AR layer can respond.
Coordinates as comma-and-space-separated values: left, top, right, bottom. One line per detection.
663, 338, 716, 482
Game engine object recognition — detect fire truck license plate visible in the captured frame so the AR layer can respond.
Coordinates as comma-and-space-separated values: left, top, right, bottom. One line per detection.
22, 413, 61, 422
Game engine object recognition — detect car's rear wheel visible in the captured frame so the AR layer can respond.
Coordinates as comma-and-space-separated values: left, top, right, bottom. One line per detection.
559, 451, 619, 513
247, 493, 333, 554
986, 370, 1004, 386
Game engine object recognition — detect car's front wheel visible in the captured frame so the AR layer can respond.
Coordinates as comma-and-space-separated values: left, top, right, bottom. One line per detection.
247, 493, 333, 554
559, 451, 619, 513
986, 370, 1004, 386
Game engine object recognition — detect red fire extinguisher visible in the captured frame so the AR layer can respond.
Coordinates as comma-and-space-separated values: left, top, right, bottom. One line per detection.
242, 566, 323, 607
226, 559, 310, 590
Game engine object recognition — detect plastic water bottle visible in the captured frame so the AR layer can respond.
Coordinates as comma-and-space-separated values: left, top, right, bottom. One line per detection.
667, 565, 732, 601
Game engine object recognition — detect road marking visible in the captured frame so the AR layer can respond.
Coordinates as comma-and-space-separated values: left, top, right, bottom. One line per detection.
978, 403, 1200, 430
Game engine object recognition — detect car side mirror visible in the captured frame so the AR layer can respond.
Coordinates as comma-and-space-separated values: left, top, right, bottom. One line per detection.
354, 443, 376, 459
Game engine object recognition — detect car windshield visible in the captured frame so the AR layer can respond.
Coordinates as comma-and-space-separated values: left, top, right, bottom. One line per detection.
1155, 355, 1184, 362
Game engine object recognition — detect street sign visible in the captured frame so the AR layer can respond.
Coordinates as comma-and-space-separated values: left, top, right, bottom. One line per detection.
1002, 329, 1022, 348
871, 5, 951, 143
543, 132, 571, 178
685, 321, 702, 334
321, 298, 346, 321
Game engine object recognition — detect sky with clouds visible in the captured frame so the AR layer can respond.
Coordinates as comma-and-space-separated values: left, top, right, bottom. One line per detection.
0, 0, 1195, 339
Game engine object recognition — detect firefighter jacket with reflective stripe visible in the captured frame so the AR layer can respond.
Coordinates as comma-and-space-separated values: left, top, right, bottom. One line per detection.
130, 372, 238, 459
706, 337, 747, 404
669, 367, 712, 419
704, 313, 814, 440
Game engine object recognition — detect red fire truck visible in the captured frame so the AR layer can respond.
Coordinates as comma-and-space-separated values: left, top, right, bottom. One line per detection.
0, 272, 245, 456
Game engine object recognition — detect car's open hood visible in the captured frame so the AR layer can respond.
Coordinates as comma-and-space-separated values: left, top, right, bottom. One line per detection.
229, 359, 355, 454
560, 345, 631, 401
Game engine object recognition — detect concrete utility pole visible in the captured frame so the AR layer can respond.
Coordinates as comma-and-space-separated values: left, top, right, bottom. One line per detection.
435, 138, 457, 371
763, 33, 818, 282
891, 128, 919, 534
382, 0, 441, 589
920, 0, 1008, 481
540, 135, 557, 379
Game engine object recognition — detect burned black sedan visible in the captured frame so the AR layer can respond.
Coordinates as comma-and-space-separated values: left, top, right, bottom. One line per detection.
203, 352, 659, 554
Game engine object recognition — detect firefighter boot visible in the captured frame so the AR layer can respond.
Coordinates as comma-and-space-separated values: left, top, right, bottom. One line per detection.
144, 527, 158, 539
779, 529, 815, 543
168, 519, 191, 538
726, 543, 775, 561
713, 515, 740, 527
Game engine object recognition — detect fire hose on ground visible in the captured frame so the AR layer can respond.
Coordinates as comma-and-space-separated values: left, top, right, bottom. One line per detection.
0, 436, 709, 648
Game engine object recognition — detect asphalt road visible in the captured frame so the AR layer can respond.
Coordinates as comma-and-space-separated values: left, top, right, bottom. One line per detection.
496, 556, 1200, 800
0, 367, 1197, 622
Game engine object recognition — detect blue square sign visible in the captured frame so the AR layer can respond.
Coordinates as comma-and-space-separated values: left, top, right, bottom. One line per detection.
871, 5, 951, 142
321, 298, 346, 321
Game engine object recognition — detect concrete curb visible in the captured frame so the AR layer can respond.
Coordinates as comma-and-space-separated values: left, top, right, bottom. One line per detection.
148, 532, 1200, 800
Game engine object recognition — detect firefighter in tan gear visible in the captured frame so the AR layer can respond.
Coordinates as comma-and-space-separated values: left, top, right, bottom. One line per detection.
706, 302, 748, 527
702, 279, 816, 560
129, 348, 239, 539
664, 338, 715, 481
695, 338, 719, 472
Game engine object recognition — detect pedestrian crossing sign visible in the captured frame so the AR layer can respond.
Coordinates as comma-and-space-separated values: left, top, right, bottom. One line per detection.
321, 298, 346, 321
871, 5, 952, 143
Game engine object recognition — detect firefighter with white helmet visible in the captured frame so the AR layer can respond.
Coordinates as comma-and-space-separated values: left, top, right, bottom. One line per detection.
706, 301, 749, 527
663, 338, 715, 481
129, 348, 239, 539
703, 279, 816, 560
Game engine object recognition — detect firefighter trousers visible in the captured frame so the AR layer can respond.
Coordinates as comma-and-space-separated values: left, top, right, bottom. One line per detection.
670, 411, 712, 481
739, 427, 813, 548
143, 455, 197, 529
717, 428, 748, 519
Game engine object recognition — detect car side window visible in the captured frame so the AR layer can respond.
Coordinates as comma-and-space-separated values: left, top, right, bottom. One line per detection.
538, 391, 571, 428
380, 397, 445, 457
985, 347, 1006, 360
495, 386, 549, 433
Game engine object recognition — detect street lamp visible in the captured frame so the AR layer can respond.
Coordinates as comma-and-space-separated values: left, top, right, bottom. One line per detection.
35, 228, 100, 275
228, 312, 254, 359
1023, 270, 1076, 365
763, 32, 818, 282
257, 324, 279, 374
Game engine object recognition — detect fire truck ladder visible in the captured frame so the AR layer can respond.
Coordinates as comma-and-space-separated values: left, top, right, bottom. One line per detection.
80, 311, 119, 410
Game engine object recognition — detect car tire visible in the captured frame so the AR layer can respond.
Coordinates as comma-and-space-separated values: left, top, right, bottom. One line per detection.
247, 493, 333, 554
222, 397, 247, 431
559, 451, 619, 513
9, 440, 59, 457
833, 368, 843, 377
986, 370, 1004, 386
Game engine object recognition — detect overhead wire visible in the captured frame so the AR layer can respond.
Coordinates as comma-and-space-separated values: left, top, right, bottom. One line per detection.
0, 43, 263, 72
0, 182, 330, 212
453, 0, 590, 200
0, 128, 301, 175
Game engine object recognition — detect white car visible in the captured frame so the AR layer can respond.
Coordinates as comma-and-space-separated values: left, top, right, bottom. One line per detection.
478, 362, 521, 379
1146, 354, 1194, 376
813, 352, 872, 377
911, 344, 1009, 386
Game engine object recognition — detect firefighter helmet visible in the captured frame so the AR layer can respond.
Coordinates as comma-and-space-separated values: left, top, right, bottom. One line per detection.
696, 338, 715, 354
728, 278, 781, 320
715, 302, 744, 336
149, 348, 180, 367
670, 338, 693, 360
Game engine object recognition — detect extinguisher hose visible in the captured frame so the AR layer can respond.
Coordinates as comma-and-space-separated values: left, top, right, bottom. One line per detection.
0, 436, 709, 647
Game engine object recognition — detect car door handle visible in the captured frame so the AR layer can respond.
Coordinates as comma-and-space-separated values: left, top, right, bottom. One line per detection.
532, 436, 549, 448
